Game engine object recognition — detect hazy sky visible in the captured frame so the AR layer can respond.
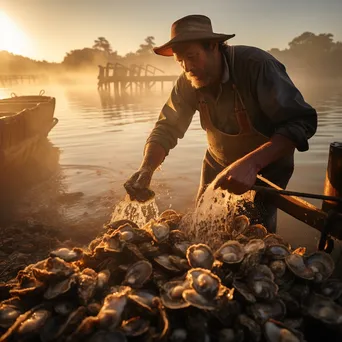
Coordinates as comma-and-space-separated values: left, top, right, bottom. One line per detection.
1, 0, 341, 62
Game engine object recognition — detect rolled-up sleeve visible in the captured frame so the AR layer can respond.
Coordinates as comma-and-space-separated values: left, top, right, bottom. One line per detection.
255, 59, 317, 151
145, 74, 197, 155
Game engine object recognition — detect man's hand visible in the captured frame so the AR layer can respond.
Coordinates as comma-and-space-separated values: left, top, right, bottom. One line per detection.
123, 142, 166, 202
124, 166, 155, 202
213, 157, 260, 195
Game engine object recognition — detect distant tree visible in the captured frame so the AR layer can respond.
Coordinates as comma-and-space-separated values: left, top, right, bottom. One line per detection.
136, 36, 156, 55
288, 32, 334, 52
93, 37, 112, 55
62, 48, 106, 68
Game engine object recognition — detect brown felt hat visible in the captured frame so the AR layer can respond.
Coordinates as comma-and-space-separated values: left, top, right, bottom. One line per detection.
153, 15, 235, 56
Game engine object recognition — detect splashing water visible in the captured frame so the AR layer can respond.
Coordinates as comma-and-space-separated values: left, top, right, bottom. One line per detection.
110, 194, 159, 227
181, 182, 256, 249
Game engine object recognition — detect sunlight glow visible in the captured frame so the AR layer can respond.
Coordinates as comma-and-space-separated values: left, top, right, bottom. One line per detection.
0, 11, 30, 56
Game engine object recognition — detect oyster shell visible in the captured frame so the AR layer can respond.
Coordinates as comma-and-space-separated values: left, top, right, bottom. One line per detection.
186, 244, 214, 270
113, 223, 152, 244
77, 268, 98, 305
0, 304, 21, 329
17, 309, 51, 335
9, 274, 44, 297
269, 260, 287, 278
32, 257, 78, 282
244, 239, 266, 255
249, 299, 286, 324
244, 224, 268, 239
266, 244, 291, 260
285, 254, 315, 280
232, 215, 250, 237
128, 290, 157, 311
160, 280, 190, 309
233, 280, 256, 303
182, 289, 217, 310
306, 251, 334, 283
50, 247, 83, 262
187, 268, 221, 299
264, 320, 303, 342
236, 314, 261, 342
264, 234, 291, 249
154, 255, 182, 272
143, 220, 170, 243
44, 274, 77, 300
123, 260, 152, 288
157, 209, 182, 229
121, 316, 150, 336
319, 279, 342, 300
168, 255, 190, 272
96, 270, 111, 291
215, 241, 245, 264
305, 293, 342, 325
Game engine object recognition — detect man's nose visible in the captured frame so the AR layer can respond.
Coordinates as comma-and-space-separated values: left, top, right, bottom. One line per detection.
182, 59, 194, 73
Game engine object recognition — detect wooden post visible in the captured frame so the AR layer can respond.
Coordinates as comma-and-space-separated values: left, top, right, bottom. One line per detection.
322, 142, 342, 214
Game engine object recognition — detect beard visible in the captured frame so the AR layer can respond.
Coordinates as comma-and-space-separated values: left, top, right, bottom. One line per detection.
185, 72, 212, 89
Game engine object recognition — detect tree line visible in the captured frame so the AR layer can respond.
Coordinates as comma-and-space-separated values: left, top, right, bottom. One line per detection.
0, 33, 341, 79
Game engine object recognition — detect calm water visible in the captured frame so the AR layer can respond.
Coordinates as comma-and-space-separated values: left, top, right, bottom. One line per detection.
1, 80, 341, 251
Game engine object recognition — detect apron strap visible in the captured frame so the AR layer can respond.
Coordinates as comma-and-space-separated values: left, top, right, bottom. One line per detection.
228, 46, 254, 134
196, 91, 210, 130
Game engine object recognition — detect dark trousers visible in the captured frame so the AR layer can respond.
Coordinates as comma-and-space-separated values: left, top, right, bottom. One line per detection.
196, 150, 294, 233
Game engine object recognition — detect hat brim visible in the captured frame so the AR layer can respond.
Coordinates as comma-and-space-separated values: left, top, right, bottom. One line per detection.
153, 32, 235, 56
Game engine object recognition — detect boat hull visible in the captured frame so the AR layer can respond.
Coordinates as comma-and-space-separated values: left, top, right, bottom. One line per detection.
0, 95, 58, 172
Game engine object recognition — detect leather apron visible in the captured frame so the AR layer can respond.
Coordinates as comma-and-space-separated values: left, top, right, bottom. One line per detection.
197, 46, 269, 167
195, 46, 288, 232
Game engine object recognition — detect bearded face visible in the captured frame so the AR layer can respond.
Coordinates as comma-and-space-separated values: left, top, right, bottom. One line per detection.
173, 42, 220, 89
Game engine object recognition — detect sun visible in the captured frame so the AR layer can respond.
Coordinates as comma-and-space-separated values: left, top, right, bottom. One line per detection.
0, 11, 30, 55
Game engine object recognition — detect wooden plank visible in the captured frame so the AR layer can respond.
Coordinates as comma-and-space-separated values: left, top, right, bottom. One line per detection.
257, 175, 342, 240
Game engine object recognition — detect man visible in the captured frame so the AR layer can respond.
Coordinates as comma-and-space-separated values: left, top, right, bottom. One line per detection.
124, 15, 317, 232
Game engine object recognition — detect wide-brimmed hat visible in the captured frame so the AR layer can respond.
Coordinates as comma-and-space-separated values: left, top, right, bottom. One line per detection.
153, 15, 235, 56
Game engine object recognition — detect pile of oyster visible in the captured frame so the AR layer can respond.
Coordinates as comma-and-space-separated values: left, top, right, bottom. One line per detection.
1, 210, 342, 341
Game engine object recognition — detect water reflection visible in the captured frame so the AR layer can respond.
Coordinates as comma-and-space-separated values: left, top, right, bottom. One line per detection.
0, 82, 341, 253
0, 139, 61, 221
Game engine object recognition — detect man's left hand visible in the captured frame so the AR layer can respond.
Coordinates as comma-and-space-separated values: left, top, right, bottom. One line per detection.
213, 157, 260, 195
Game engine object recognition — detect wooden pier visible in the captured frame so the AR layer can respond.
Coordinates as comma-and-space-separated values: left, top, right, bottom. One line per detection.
97, 62, 178, 96
0, 75, 42, 87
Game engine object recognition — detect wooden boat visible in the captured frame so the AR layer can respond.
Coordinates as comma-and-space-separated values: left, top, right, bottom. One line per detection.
0, 91, 58, 172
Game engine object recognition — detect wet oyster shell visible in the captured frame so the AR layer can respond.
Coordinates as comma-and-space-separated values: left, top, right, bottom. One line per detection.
244, 224, 268, 240
244, 239, 266, 255
44, 274, 77, 300
121, 316, 150, 336
160, 280, 190, 309
232, 215, 250, 238
304, 293, 342, 325
50, 247, 83, 262
0, 304, 21, 329
215, 241, 245, 264
306, 251, 334, 283
264, 320, 304, 342
77, 268, 98, 305
285, 254, 315, 280
32, 257, 78, 282
186, 244, 214, 270
182, 289, 217, 310
249, 299, 286, 324
143, 220, 170, 243
187, 268, 221, 299
123, 260, 152, 288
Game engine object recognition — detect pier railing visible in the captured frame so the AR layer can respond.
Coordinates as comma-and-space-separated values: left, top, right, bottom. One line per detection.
97, 62, 178, 95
